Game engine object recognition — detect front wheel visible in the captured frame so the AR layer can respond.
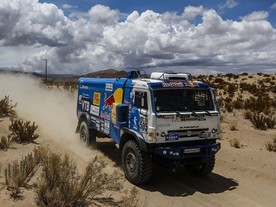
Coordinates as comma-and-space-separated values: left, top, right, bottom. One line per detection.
79, 121, 96, 146
186, 156, 215, 176
122, 140, 152, 185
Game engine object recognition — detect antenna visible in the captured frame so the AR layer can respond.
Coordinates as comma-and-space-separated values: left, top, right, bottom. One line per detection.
43, 58, 48, 83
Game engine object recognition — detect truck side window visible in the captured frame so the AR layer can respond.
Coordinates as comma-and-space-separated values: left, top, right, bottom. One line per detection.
134, 91, 148, 109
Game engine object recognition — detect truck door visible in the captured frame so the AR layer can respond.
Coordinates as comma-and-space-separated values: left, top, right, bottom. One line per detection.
130, 90, 149, 138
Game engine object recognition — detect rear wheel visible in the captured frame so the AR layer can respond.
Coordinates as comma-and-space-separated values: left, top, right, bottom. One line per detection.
79, 121, 96, 146
122, 140, 152, 185
186, 156, 215, 176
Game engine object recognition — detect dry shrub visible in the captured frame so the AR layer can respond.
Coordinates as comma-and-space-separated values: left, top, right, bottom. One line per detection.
36, 154, 122, 207
266, 115, 276, 129
265, 137, 276, 152
4, 147, 48, 199
232, 98, 243, 110
243, 110, 253, 120
9, 119, 39, 144
250, 113, 267, 130
230, 120, 237, 131
0, 135, 14, 151
0, 96, 17, 118
230, 138, 242, 148
121, 187, 146, 207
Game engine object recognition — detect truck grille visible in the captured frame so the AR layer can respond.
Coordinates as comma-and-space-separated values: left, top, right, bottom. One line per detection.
167, 128, 209, 138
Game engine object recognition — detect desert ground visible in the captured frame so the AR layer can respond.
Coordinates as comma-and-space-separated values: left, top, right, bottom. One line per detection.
0, 73, 275, 207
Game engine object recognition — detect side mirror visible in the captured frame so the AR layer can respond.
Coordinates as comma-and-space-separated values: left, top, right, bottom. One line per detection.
135, 92, 147, 109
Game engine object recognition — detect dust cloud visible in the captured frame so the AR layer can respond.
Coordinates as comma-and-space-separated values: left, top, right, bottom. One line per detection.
0, 74, 87, 156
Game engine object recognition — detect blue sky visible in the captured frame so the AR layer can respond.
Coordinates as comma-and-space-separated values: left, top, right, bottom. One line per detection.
0, 0, 276, 74
42, 0, 276, 26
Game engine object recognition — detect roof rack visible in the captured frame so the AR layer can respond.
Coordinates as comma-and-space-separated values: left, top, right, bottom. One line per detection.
150, 71, 192, 81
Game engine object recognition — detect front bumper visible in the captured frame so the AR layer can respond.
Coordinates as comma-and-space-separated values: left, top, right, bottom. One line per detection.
154, 142, 221, 160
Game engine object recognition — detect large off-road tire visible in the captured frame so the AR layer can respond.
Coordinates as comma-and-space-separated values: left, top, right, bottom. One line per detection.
79, 121, 96, 146
186, 156, 215, 176
122, 140, 152, 185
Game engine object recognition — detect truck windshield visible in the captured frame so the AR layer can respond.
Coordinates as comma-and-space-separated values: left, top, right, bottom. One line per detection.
153, 89, 214, 112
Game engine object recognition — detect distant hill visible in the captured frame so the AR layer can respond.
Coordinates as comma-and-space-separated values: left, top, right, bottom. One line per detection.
0, 69, 128, 80
82, 69, 127, 78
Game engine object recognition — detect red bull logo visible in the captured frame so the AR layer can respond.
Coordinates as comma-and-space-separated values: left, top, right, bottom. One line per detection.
103, 93, 115, 110
185, 81, 199, 88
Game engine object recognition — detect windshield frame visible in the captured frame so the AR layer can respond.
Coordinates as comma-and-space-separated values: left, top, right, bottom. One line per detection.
152, 88, 215, 113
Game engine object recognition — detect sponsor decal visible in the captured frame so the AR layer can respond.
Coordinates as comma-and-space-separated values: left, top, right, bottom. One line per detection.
162, 82, 184, 88
100, 111, 111, 120
79, 80, 88, 89
103, 93, 115, 110
93, 92, 101, 106
103, 88, 123, 110
81, 100, 90, 112
104, 120, 110, 134
165, 133, 179, 141
105, 83, 113, 91
90, 105, 100, 116
185, 81, 199, 87
78, 95, 82, 104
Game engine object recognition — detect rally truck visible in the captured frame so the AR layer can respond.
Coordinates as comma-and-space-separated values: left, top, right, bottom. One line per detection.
76, 71, 221, 184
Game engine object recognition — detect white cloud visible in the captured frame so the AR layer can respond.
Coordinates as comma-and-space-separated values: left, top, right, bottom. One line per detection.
241, 11, 269, 21
62, 4, 77, 10
219, 0, 239, 11
183, 6, 204, 20
270, 3, 276, 10
225, 0, 239, 8
0, 1, 275, 74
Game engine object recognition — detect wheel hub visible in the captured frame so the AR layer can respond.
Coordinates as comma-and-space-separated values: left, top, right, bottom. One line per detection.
80, 127, 87, 142
126, 152, 137, 173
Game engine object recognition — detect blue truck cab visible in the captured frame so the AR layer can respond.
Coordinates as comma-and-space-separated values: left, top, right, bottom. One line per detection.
76, 71, 221, 184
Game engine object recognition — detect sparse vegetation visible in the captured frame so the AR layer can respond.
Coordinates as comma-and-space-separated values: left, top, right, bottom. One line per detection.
9, 119, 39, 144
230, 120, 238, 131
243, 110, 253, 120
4, 147, 48, 199
265, 137, 276, 152
250, 113, 267, 130
36, 154, 123, 207
266, 115, 276, 129
0, 96, 17, 118
230, 138, 242, 148
121, 187, 146, 207
0, 135, 14, 151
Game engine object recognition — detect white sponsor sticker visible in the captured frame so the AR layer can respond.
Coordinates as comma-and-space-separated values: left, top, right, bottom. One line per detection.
105, 83, 113, 91
90, 105, 100, 116
184, 148, 200, 154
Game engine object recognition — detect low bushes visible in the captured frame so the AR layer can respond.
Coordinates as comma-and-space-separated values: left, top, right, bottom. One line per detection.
3, 146, 141, 206
37, 154, 122, 207
9, 119, 39, 144
265, 137, 276, 152
230, 138, 242, 148
0, 136, 14, 151
4, 147, 48, 199
250, 113, 276, 130
0, 96, 17, 118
